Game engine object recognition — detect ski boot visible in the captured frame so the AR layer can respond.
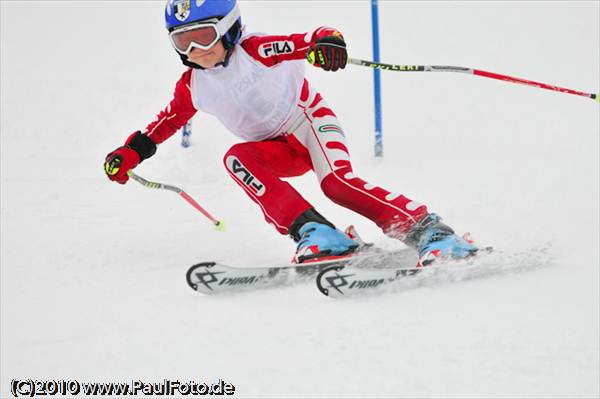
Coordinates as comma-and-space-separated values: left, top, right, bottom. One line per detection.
293, 222, 359, 263
290, 210, 359, 264
405, 213, 478, 267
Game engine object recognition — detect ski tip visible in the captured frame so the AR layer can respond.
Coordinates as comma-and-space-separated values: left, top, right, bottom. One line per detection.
186, 262, 217, 293
316, 265, 347, 298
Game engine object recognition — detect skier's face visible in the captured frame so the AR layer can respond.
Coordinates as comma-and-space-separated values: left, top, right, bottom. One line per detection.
188, 41, 227, 69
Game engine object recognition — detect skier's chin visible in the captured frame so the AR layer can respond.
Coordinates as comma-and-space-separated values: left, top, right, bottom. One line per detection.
189, 53, 218, 68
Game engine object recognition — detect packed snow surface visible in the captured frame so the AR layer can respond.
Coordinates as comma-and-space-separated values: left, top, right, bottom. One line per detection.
2, 1, 598, 397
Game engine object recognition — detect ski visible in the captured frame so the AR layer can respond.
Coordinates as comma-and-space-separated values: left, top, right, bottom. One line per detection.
316, 263, 422, 298
186, 247, 417, 295
316, 247, 494, 298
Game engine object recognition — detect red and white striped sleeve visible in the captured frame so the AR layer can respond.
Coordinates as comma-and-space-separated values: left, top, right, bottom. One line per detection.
240, 31, 314, 67
240, 26, 344, 67
241, 27, 344, 67
144, 69, 197, 145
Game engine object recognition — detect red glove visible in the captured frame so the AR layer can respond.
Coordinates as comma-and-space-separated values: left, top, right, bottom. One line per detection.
104, 131, 156, 184
307, 27, 348, 72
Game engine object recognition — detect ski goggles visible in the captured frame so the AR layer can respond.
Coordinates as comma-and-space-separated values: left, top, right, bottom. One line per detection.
169, 4, 240, 55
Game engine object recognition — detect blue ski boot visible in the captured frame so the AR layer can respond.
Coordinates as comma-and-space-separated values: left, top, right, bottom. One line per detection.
293, 222, 359, 263
405, 214, 478, 267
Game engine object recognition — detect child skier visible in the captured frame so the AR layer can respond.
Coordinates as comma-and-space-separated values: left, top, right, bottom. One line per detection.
104, 0, 477, 265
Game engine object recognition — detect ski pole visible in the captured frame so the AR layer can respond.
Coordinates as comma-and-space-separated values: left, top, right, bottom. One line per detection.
349, 58, 599, 103
127, 171, 225, 230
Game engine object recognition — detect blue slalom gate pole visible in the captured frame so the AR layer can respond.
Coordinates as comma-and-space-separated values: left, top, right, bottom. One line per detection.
181, 120, 192, 148
371, 0, 383, 157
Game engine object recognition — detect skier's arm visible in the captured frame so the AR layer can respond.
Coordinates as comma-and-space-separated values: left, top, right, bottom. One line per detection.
241, 27, 347, 71
104, 70, 197, 184
144, 69, 197, 144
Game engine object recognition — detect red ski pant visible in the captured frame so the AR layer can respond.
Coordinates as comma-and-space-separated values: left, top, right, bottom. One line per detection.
223, 79, 429, 238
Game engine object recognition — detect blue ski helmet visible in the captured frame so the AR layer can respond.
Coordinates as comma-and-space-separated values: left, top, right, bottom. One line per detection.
165, 0, 242, 49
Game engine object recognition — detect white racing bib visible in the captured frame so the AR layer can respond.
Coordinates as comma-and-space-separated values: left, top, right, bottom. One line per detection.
190, 35, 305, 141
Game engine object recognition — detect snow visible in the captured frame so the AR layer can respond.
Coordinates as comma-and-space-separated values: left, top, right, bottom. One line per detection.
1, 1, 598, 397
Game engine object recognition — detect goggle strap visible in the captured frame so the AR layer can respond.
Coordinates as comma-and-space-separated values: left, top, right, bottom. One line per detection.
215, 3, 241, 37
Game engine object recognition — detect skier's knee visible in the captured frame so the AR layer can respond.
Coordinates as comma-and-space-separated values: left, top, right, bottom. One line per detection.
223, 143, 247, 162
223, 143, 252, 169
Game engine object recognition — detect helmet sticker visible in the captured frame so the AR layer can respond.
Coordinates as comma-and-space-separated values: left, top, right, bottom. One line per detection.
174, 0, 191, 22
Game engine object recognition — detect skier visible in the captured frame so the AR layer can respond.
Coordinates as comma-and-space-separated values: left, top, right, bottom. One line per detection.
104, 0, 478, 266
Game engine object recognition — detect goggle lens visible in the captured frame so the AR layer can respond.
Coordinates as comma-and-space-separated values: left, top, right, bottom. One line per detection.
171, 25, 219, 53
